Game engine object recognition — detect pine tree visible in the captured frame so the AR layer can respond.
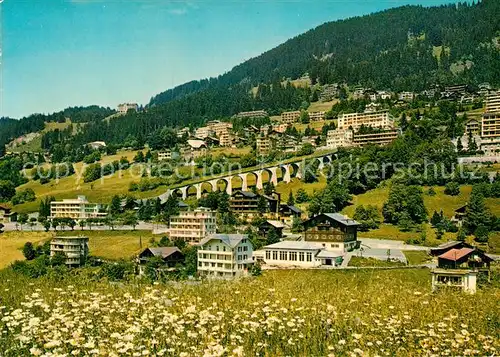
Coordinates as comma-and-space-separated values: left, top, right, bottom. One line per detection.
287, 191, 295, 206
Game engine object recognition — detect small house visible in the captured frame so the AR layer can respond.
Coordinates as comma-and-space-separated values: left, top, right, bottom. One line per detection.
0, 204, 15, 223
259, 220, 286, 238
437, 248, 493, 270
138, 247, 184, 267
430, 241, 473, 256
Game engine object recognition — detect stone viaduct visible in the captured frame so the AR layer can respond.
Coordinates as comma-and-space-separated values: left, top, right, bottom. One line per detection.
157, 153, 336, 201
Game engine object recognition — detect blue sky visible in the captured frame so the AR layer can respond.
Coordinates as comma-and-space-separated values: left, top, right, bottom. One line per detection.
1, 0, 457, 118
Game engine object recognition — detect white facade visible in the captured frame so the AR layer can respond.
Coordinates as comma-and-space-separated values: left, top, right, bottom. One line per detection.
326, 129, 354, 149
431, 269, 477, 294
50, 196, 107, 221
117, 103, 138, 114
198, 234, 253, 278
337, 110, 393, 131
485, 91, 500, 113
398, 92, 415, 101
50, 236, 89, 267
169, 208, 217, 244
261, 241, 343, 268
309, 111, 325, 121
280, 111, 301, 124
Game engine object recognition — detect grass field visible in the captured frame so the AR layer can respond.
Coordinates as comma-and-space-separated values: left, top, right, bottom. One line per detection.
293, 118, 337, 132
403, 250, 432, 265
0, 232, 50, 269
0, 268, 498, 355
348, 256, 405, 267
307, 100, 338, 112
0, 230, 154, 268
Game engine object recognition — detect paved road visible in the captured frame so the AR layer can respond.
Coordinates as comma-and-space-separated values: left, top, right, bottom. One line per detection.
2, 221, 169, 233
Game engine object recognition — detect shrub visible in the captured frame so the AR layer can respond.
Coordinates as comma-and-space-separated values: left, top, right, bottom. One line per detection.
444, 182, 460, 196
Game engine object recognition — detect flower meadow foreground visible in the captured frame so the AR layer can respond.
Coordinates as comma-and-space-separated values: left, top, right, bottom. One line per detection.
0, 269, 499, 356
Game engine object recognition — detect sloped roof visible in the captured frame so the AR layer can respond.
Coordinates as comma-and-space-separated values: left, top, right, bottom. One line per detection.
187, 139, 207, 149
433, 241, 463, 250
304, 213, 359, 227
281, 204, 302, 214
264, 241, 319, 250
263, 220, 286, 229
233, 190, 258, 198
439, 248, 474, 261
145, 247, 182, 259
200, 234, 248, 248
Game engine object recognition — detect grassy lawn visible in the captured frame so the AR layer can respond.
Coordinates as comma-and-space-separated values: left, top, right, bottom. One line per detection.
403, 250, 431, 265
307, 100, 338, 112
0, 230, 154, 268
58, 230, 154, 260
293, 119, 337, 132
348, 256, 405, 267
0, 232, 51, 269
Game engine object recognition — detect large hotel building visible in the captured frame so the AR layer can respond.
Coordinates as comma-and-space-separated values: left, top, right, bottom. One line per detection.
327, 110, 397, 149
481, 91, 500, 156
169, 208, 217, 244
50, 196, 107, 221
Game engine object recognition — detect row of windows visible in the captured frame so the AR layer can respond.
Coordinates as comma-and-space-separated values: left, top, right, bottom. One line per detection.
266, 250, 313, 262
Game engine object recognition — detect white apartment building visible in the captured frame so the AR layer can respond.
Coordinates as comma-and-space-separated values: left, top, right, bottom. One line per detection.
195, 127, 213, 139
485, 91, 500, 113
198, 234, 254, 278
50, 236, 89, 267
117, 103, 138, 114
280, 111, 301, 124
337, 110, 393, 131
50, 196, 107, 221
233, 110, 268, 119
326, 129, 354, 149
481, 92, 500, 154
169, 208, 217, 244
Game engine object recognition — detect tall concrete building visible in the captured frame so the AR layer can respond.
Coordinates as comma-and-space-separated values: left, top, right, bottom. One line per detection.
337, 110, 393, 131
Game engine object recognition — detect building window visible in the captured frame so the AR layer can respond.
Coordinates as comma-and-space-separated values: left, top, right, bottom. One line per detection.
299, 252, 305, 261
280, 251, 287, 261
266, 251, 271, 260
216, 246, 219, 251
290, 252, 297, 261
272, 251, 278, 260
238, 247, 242, 252
243, 246, 248, 251
306, 252, 312, 262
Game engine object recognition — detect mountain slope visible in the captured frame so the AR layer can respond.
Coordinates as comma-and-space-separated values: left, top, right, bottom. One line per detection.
150, 0, 500, 107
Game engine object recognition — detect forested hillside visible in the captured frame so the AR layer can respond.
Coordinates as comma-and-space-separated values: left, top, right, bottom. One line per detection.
2, 1, 499, 153
150, 0, 500, 107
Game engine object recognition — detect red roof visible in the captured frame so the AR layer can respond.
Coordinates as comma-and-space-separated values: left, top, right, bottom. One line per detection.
438, 248, 474, 261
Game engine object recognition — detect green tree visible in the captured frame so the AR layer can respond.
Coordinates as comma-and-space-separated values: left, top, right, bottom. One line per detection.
295, 188, 309, 203
444, 182, 460, 196
110, 195, 122, 215
22, 242, 36, 260
122, 211, 138, 230
457, 228, 467, 242
474, 225, 489, 243
17, 213, 29, 231
287, 191, 295, 206
300, 110, 310, 124
264, 182, 275, 196
464, 192, 491, 234
266, 227, 280, 245
257, 196, 268, 215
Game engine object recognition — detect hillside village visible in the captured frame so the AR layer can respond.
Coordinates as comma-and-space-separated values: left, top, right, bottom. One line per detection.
0, 84, 499, 283
1, 1, 500, 355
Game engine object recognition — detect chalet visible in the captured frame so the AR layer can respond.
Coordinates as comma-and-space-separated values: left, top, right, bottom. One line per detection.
137, 247, 184, 267
451, 205, 467, 226
279, 204, 302, 224
0, 204, 15, 223
430, 240, 473, 256
230, 191, 280, 219
303, 213, 360, 252
259, 220, 286, 238
437, 248, 493, 270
